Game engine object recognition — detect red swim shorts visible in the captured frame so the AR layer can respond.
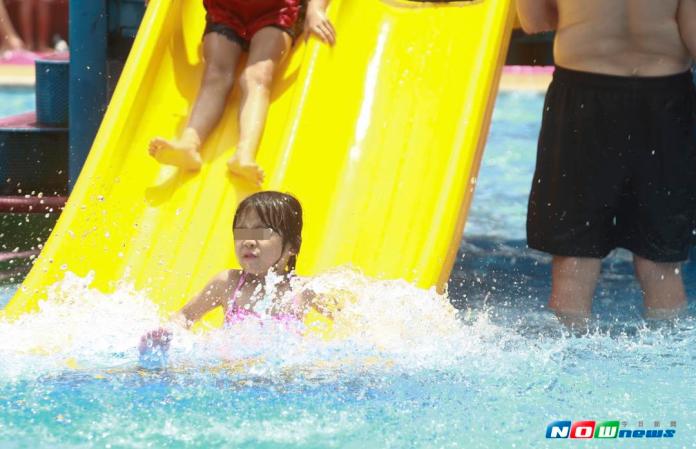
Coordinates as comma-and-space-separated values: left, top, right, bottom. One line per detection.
203, 0, 304, 49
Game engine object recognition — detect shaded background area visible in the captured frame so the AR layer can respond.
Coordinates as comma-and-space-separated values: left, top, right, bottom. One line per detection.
4, 0, 69, 49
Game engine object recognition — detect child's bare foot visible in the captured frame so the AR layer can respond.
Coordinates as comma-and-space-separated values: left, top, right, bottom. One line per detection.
227, 154, 264, 185
149, 137, 202, 171
149, 130, 202, 171
5, 36, 25, 51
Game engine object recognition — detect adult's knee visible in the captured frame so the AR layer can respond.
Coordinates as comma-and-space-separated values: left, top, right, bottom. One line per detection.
633, 255, 682, 281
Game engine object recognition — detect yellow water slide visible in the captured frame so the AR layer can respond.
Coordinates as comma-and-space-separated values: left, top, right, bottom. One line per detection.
4, 0, 515, 323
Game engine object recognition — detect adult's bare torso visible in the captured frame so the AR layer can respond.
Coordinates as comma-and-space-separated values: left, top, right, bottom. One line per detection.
554, 0, 691, 76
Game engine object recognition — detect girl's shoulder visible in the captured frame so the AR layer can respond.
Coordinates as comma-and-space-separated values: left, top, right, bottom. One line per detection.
215, 269, 243, 309
227, 269, 244, 286
209, 269, 242, 290
227, 268, 243, 280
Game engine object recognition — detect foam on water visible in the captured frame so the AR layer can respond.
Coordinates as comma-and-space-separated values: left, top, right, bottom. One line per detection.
0, 268, 474, 380
2, 267, 695, 382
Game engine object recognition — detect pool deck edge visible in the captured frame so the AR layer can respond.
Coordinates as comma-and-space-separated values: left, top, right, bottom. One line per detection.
0, 65, 35, 87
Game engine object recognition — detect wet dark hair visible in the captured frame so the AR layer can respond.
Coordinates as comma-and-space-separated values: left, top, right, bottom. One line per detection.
233, 191, 303, 273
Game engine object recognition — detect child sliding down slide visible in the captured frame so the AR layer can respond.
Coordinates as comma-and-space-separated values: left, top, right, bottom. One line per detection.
148, 0, 336, 186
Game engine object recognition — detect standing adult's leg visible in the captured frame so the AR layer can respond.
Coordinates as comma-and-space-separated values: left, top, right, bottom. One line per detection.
628, 74, 693, 320
149, 32, 243, 170
633, 255, 686, 319
549, 256, 602, 328
229, 27, 291, 185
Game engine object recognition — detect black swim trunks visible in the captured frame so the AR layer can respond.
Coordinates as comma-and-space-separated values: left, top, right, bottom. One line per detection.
527, 66, 696, 262
204, 21, 303, 51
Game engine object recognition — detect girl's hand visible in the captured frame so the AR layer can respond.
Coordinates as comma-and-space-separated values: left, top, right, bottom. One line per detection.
138, 327, 172, 355
305, 7, 336, 46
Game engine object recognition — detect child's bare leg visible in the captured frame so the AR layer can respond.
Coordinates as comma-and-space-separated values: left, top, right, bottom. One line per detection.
549, 256, 601, 328
229, 27, 291, 185
19, 0, 35, 50
149, 33, 242, 170
0, 2, 24, 50
633, 255, 687, 319
37, 0, 52, 52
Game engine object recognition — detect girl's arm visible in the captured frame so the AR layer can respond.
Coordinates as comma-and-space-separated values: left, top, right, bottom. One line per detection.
516, 0, 558, 34
175, 270, 235, 327
679, 0, 696, 60
306, 0, 336, 46
139, 271, 234, 355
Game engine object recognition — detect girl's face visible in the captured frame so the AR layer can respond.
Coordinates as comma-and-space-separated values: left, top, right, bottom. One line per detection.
233, 208, 294, 275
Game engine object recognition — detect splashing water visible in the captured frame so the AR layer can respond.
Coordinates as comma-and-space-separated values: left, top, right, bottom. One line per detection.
0, 268, 499, 381
2, 267, 695, 448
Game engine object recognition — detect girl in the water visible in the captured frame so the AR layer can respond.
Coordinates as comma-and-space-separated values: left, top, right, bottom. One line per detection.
139, 191, 324, 355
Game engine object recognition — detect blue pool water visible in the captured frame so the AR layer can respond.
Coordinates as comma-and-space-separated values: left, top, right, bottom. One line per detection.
0, 86, 35, 117
1, 91, 695, 449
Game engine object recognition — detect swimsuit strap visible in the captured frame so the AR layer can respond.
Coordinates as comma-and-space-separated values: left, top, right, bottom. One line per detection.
229, 270, 300, 311
230, 271, 247, 310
